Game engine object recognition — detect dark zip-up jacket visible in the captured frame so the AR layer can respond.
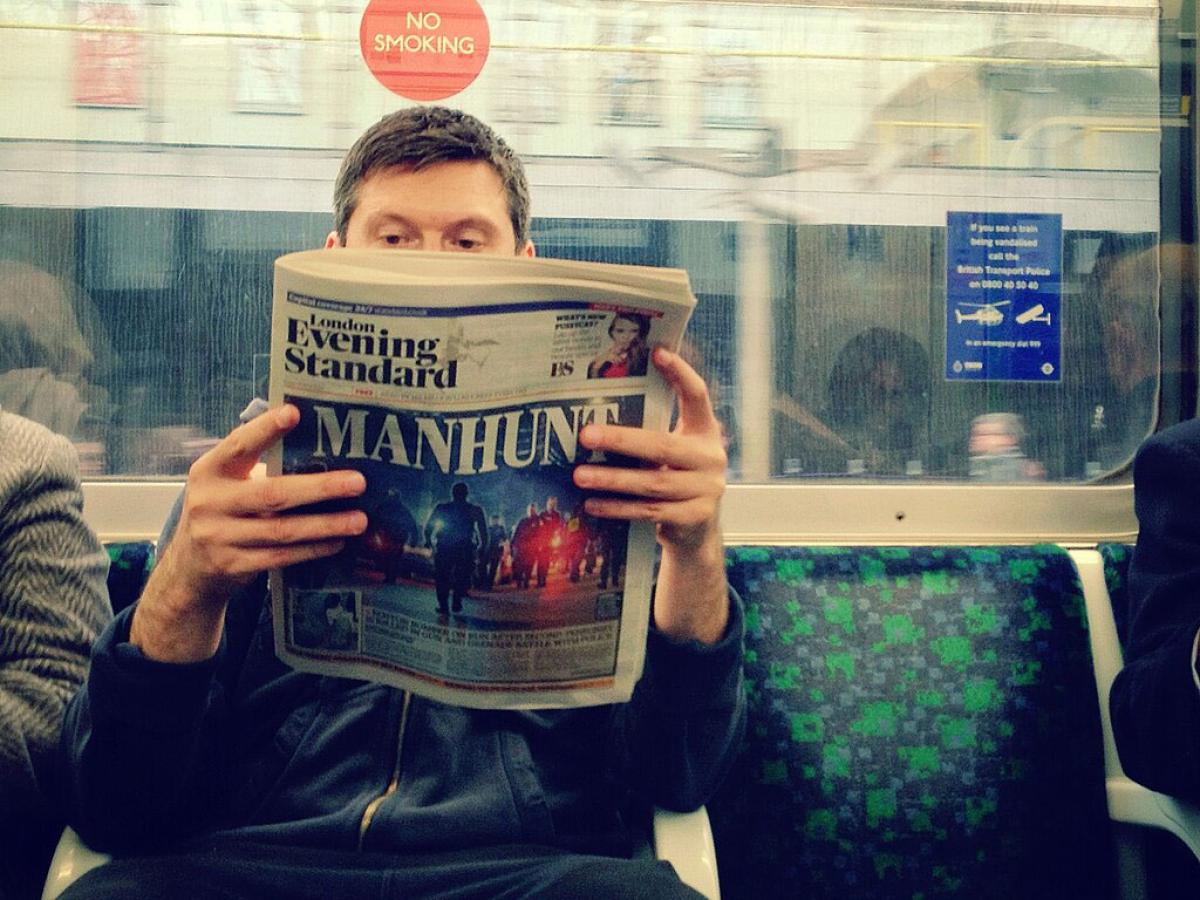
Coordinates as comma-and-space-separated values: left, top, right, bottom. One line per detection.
58, 577, 745, 857
1110, 418, 1200, 801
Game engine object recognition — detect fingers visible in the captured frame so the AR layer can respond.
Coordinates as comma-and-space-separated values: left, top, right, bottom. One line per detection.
158, 533, 357, 600
172, 476, 368, 595
575, 349, 726, 545
583, 494, 717, 529
574, 456, 724, 503
190, 507, 368, 551
244, 540, 355, 572
574, 427, 725, 537
185, 538, 357, 582
221, 469, 367, 517
183, 466, 368, 564
576, 466, 722, 533
172, 405, 374, 592
195, 404, 300, 480
578, 348, 724, 471
652, 347, 721, 436
578, 424, 725, 474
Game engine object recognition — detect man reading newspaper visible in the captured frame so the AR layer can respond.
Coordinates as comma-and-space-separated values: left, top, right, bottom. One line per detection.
58, 107, 744, 899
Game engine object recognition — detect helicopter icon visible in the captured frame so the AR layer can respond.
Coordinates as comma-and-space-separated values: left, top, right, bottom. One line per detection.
954, 300, 1009, 326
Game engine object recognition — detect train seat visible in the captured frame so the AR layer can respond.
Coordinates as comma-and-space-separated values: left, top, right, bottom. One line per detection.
1073, 546, 1200, 896
710, 544, 1116, 899
61, 539, 1200, 900
103, 540, 155, 615
1096, 543, 1134, 649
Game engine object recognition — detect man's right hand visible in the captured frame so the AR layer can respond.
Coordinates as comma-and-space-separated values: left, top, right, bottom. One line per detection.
129, 404, 368, 663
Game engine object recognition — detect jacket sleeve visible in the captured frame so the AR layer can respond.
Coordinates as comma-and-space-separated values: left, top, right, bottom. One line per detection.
1110, 427, 1200, 801
56, 485, 262, 854
0, 420, 111, 822
56, 603, 236, 853
616, 586, 747, 811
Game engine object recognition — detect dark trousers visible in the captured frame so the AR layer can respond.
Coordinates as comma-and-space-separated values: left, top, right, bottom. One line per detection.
60, 840, 705, 900
514, 553, 533, 588
534, 549, 552, 587
485, 549, 504, 586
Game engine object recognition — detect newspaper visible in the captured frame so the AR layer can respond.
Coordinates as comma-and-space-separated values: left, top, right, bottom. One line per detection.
266, 249, 697, 709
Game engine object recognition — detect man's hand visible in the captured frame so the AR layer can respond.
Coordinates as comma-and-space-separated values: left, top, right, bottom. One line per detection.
574, 347, 729, 644
130, 404, 368, 664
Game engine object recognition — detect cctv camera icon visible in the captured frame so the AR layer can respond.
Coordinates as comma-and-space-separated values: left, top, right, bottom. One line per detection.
1015, 304, 1051, 325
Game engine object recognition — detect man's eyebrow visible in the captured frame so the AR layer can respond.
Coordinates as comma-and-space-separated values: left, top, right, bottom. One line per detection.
362, 212, 415, 231
362, 212, 500, 234
443, 217, 501, 235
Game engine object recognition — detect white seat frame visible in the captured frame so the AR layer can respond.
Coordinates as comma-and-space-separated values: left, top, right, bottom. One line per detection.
1071, 549, 1200, 899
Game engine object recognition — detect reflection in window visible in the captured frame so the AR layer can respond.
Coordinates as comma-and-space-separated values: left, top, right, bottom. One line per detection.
1074, 233, 1164, 476
233, 1, 304, 115
73, 0, 144, 108
775, 322, 933, 478
596, 14, 663, 126
493, 9, 562, 125
771, 226, 1166, 481
968, 413, 1046, 481
864, 39, 1160, 177
0, 244, 113, 474
697, 17, 762, 130
0, 0, 1181, 484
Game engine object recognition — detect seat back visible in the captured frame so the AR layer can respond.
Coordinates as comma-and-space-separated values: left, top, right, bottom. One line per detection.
711, 544, 1114, 900
103, 540, 156, 614
1097, 543, 1133, 650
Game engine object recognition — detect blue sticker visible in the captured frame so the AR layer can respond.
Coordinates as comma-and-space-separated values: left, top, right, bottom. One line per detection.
945, 212, 1062, 382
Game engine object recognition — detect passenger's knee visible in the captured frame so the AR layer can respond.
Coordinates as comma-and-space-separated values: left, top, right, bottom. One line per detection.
59, 858, 231, 900
538, 858, 704, 899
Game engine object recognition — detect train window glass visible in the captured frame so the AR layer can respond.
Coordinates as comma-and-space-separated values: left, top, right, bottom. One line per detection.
597, 9, 666, 127
493, 8, 563, 125
0, 0, 1192, 512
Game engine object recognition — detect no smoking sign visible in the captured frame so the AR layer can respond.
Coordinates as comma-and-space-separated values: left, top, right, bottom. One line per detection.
360, 0, 490, 101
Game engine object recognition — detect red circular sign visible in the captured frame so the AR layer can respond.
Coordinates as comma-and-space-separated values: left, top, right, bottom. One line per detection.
360, 0, 490, 101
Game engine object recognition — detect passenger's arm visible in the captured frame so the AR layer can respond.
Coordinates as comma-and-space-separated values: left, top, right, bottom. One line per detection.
617, 591, 746, 810
575, 347, 730, 645
1110, 431, 1200, 801
0, 425, 109, 819
59, 603, 231, 852
59, 404, 368, 851
575, 349, 744, 806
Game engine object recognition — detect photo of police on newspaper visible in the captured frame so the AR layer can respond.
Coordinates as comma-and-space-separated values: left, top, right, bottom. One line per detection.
277, 392, 640, 691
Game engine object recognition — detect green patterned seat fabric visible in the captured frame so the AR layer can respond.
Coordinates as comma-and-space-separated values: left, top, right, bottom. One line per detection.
1098, 543, 1134, 649
712, 545, 1113, 900
103, 541, 156, 614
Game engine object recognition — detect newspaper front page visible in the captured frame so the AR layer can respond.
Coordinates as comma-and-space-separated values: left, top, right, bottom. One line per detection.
266, 249, 696, 709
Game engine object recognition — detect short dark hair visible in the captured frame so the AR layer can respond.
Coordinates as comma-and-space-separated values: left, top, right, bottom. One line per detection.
332, 106, 531, 251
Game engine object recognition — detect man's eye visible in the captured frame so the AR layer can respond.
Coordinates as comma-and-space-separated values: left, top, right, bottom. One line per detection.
453, 238, 482, 251
383, 234, 403, 246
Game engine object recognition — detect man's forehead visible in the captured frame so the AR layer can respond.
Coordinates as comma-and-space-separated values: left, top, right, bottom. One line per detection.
360, 159, 506, 195
355, 162, 510, 219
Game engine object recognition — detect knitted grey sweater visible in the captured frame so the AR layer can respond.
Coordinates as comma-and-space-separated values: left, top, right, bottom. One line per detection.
0, 410, 110, 897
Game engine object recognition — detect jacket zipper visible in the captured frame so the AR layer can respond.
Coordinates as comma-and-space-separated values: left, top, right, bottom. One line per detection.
357, 690, 412, 850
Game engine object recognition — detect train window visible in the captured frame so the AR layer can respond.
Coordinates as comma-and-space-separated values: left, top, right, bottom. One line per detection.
0, 0, 1193, 541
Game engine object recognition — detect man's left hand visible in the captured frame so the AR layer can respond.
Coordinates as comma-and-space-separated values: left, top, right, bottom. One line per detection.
575, 347, 729, 644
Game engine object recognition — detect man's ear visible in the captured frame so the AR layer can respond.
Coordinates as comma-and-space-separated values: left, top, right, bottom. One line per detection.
522, 240, 536, 259
324, 231, 341, 249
